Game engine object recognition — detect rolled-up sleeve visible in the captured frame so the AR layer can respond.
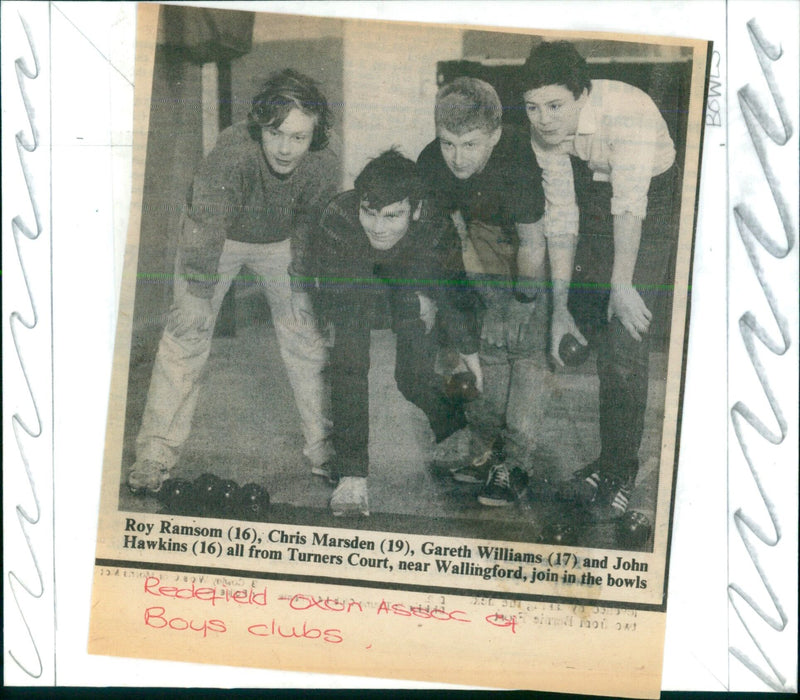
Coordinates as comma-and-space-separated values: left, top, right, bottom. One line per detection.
606, 106, 675, 219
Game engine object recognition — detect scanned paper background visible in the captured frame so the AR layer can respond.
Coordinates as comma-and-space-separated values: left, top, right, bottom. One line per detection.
2, 0, 797, 693
85, 4, 707, 695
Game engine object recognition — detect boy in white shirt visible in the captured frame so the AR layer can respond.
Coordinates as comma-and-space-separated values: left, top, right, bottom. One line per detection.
520, 41, 679, 518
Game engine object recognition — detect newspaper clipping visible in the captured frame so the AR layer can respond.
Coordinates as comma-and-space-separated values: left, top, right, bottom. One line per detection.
89, 4, 710, 695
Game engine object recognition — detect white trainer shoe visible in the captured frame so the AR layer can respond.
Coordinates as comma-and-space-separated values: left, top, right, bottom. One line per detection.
330, 477, 369, 516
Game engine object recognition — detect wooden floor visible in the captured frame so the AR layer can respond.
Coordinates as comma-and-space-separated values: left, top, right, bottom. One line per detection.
120, 297, 668, 553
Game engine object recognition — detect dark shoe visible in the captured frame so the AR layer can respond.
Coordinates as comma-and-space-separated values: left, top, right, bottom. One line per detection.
477, 464, 529, 506
603, 475, 635, 519
557, 461, 602, 505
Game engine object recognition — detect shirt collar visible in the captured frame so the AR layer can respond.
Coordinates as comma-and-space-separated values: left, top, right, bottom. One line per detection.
557, 88, 596, 157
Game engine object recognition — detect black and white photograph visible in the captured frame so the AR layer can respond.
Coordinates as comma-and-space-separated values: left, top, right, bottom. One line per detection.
5, 0, 799, 694
117, 5, 698, 552
87, 4, 710, 692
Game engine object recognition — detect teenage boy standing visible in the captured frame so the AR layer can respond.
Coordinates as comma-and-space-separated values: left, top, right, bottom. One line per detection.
312, 150, 482, 516
128, 69, 338, 493
520, 41, 679, 517
418, 77, 550, 507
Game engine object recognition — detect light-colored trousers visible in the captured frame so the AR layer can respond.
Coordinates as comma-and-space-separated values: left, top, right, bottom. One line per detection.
460, 220, 552, 477
136, 238, 331, 470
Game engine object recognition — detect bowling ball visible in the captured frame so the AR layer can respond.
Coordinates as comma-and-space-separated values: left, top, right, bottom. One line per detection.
616, 510, 652, 548
218, 479, 241, 517
558, 333, 590, 367
158, 478, 194, 514
236, 483, 270, 521
444, 371, 479, 401
193, 473, 223, 512
539, 522, 578, 546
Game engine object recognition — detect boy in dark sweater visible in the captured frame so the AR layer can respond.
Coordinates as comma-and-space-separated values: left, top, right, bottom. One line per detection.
128, 69, 338, 493
311, 150, 482, 515
418, 77, 551, 507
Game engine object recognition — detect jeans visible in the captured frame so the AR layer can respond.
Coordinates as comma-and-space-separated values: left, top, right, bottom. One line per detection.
460, 221, 552, 477
568, 161, 680, 481
136, 238, 331, 470
464, 293, 552, 477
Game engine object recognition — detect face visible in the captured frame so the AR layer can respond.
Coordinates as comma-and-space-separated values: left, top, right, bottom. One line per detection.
261, 108, 316, 175
523, 85, 587, 145
359, 198, 421, 251
437, 127, 501, 180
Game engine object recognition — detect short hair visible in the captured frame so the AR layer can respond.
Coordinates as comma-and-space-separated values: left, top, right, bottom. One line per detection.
354, 149, 424, 211
434, 77, 502, 135
519, 41, 592, 99
247, 69, 332, 151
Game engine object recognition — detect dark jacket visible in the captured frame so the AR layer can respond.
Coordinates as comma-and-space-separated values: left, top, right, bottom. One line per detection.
311, 190, 479, 355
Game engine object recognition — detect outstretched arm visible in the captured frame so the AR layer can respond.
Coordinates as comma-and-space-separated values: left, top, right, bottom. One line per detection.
547, 232, 587, 366
504, 220, 549, 354
609, 212, 651, 341
515, 220, 547, 295
526, 140, 586, 364
433, 213, 483, 391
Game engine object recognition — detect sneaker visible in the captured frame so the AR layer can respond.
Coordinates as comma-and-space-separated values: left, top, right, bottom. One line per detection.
330, 477, 369, 516
450, 438, 503, 484
604, 475, 635, 519
557, 461, 602, 505
127, 459, 169, 494
477, 464, 529, 506
311, 462, 339, 485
